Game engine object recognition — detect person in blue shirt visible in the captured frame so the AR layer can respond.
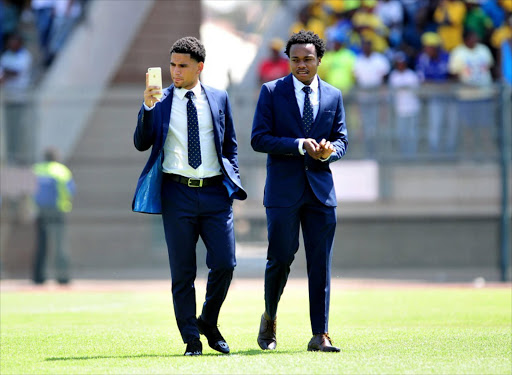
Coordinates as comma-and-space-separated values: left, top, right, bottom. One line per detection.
32, 147, 75, 284
415, 32, 457, 154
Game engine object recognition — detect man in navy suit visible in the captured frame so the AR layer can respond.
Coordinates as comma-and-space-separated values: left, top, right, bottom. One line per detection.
132, 37, 246, 356
251, 30, 348, 352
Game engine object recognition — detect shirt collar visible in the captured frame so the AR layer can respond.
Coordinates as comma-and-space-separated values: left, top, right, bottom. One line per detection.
174, 81, 202, 100
292, 74, 319, 94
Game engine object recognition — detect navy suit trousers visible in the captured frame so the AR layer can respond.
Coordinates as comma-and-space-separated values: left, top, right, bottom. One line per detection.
264, 183, 336, 334
161, 174, 235, 343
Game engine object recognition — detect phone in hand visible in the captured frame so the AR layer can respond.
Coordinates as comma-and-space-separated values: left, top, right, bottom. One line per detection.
147, 67, 163, 100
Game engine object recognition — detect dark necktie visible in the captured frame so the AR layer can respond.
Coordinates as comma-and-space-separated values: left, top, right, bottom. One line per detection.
302, 86, 313, 135
185, 91, 201, 169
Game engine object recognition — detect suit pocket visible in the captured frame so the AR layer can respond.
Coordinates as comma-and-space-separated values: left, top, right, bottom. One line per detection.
321, 110, 335, 125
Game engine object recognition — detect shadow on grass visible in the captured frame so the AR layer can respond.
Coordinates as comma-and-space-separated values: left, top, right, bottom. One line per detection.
45, 349, 302, 361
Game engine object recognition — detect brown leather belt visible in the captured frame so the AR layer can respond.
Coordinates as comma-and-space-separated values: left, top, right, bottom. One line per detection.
165, 173, 224, 188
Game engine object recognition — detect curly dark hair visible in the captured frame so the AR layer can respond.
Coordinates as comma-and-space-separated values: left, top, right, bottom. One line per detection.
170, 36, 206, 63
285, 30, 326, 59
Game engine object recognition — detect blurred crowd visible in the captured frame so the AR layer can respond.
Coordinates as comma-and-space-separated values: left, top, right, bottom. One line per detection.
1, 0, 86, 166
1, 0, 85, 66
288, 0, 512, 87
259, 0, 512, 157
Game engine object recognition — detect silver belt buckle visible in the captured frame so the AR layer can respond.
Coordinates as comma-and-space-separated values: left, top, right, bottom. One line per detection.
188, 178, 203, 187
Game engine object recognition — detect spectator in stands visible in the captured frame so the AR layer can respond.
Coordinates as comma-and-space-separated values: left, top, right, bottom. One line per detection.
375, 0, 404, 48
32, 147, 76, 285
45, 0, 82, 66
449, 29, 494, 88
490, 9, 512, 53
464, 0, 494, 45
353, 38, 390, 157
318, 32, 356, 93
449, 29, 495, 153
388, 52, 420, 156
0, 33, 34, 165
257, 38, 289, 86
31, 0, 55, 66
401, 0, 435, 59
290, 4, 326, 40
324, 9, 356, 52
481, 0, 506, 29
351, 0, 389, 54
433, 0, 467, 52
2, 0, 23, 49
415, 31, 457, 154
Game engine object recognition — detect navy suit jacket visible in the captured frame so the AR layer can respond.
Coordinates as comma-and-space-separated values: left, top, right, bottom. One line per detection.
251, 74, 348, 208
132, 83, 247, 214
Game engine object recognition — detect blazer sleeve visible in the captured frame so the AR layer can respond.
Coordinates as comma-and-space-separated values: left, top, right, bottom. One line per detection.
134, 104, 155, 151
251, 84, 301, 156
326, 91, 349, 163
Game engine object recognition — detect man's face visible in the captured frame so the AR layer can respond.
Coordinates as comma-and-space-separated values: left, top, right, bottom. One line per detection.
464, 33, 478, 49
170, 53, 203, 90
289, 43, 320, 85
424, 45, 438, 57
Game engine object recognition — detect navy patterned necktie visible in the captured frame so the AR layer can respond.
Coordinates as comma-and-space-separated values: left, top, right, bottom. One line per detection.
185, 91, 201, 169
302, 86, 313, 135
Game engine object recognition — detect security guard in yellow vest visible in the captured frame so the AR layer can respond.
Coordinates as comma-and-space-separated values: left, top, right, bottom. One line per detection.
32, 147, 75, 284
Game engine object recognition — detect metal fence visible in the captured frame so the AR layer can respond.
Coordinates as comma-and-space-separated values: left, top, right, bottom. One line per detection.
0, 82, 510, 280
231, 82, 510, 165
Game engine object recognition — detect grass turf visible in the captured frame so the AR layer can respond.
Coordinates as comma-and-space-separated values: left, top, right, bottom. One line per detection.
1, 281, 510, 374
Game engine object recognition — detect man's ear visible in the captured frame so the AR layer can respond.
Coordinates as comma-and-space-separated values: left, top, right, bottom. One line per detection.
198, 61, 204, 74
318, 57, 322, 66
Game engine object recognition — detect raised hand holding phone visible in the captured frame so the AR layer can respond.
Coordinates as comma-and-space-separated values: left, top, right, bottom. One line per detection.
144, 67, 162, 107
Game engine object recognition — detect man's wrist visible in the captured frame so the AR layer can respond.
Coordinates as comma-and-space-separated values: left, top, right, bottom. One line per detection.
319, 154, 332, 162
298, 138, 306, 155
143, 102, 155, 111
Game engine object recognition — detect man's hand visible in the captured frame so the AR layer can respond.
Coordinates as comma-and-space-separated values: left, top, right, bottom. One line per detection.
303, 138, 322, 160
318, 139, 335, 160
144, 73, 162, 108
304, 138, 335, 160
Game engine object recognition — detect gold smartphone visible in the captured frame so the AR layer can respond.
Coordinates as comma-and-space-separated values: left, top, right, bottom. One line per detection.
147, 67, 163, 100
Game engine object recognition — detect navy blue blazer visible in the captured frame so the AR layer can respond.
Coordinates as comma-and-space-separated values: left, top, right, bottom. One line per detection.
251, 74, 348, 208
132, 83, 247, 214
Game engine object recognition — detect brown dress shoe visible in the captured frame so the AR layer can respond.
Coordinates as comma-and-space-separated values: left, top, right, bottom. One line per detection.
307, 333, 340, 352
257, 313, 277, 350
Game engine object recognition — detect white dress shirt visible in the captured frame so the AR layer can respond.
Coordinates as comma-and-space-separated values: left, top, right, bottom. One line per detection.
293, 74, 320, 119
292, 75, 328, 159
145, 82, 222, 178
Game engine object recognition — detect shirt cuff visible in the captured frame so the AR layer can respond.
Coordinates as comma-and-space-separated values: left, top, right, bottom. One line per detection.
143, 102, 155, 111
298, 138, 305, 155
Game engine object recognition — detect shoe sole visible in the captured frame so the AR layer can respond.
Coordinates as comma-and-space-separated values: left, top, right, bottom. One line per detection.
307, 346, 340, 352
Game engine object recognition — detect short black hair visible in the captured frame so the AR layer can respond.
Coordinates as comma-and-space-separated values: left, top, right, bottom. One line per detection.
170, 36, 206, 63
285, 30, 326, 59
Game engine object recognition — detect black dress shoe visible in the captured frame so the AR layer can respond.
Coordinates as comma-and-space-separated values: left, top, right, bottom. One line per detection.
184, 338, 202, 356
196, 316, 230, 354
307, 333, 340, 352
257, 313, 276, 350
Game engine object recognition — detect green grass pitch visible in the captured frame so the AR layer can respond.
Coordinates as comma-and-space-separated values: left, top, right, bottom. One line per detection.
1, 280, 510, 374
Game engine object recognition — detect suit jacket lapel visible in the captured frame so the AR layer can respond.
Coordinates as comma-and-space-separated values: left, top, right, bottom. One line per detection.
161, 85, 174, 146
283, 74, 303, 126
202, 84, 223, 154
311, 77, 324, 132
